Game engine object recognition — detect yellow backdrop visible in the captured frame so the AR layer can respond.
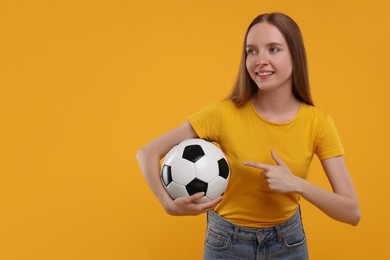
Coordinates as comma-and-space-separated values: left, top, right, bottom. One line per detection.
1, 0, 389, 259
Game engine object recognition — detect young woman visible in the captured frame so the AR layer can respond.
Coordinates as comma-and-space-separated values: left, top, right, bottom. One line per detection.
136, 12, 360, 259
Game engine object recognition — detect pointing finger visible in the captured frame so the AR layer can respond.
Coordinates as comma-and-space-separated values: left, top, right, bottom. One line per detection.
271, 150, 287, 166
243, 161, 272, 171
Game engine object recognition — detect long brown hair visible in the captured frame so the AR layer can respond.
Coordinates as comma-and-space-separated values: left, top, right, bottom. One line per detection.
229, 12, 314, 106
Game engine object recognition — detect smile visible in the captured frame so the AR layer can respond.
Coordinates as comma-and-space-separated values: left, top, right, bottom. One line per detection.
256, 71, 274, 77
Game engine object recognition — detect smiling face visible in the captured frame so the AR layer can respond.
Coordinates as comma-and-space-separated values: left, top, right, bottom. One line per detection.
245, 22, 293, 93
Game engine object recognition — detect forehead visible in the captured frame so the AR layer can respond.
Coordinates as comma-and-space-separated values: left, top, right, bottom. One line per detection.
246, 22, 287, 45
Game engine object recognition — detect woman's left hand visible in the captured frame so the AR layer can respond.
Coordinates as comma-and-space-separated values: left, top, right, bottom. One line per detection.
243, 150, 303, 193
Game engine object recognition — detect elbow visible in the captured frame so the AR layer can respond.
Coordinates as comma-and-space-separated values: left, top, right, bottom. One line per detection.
346, 201, 361, 226
136, 146, 148, 166
135, 147, 143, 163
350, 208, 361, 226
136, 144, 159, 170
334, 198, 361, 226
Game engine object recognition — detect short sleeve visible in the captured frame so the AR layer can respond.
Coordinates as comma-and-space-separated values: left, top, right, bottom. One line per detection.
315, 115, 345, 160
188, 100, 222, 142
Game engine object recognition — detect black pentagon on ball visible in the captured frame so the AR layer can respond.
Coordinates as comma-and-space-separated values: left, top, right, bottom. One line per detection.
218, 158, 229, 179
161, 164, 173, 186
182, 144, 205, 163
185, 178, 208, 195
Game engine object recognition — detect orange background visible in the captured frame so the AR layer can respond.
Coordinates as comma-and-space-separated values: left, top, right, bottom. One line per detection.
0, 0, 389, 259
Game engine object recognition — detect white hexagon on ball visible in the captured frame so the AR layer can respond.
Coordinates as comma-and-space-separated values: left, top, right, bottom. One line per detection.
206, 176, 229, 200
163, 144, 184, 166
195, 156, 219, 183
166, 182, 189, 199
199, 143, 225, 161
171, 159, 196, 185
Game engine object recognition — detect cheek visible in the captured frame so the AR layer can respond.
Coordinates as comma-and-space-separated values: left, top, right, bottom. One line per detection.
276, 57, 293, 75
286, 57, 293, 73
286, 62, 293, 77
246, 59, 256, 81
246, 57, 255, 72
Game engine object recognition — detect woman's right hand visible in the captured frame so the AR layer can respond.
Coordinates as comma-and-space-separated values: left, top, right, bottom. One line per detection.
164, 192, 224, 216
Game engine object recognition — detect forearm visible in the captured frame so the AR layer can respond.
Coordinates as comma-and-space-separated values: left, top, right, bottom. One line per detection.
297, 178, 360, 226
243, 153, 361, 225
135, 121, 204, 215
136, 147, 172, 212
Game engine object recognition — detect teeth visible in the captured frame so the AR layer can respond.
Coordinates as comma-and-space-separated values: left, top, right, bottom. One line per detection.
257, 72, 273, 76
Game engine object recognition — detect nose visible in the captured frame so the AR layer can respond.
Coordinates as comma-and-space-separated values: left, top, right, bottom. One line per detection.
256, 50, 269, 66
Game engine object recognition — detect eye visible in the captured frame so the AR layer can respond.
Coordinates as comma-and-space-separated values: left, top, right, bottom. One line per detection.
269, 47, 280, 53
246, 48, 257, 55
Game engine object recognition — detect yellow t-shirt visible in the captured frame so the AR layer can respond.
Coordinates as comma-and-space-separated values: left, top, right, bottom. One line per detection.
188, 99, 344, 228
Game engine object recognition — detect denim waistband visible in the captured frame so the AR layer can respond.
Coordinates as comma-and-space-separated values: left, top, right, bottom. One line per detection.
207, 208, 302, 242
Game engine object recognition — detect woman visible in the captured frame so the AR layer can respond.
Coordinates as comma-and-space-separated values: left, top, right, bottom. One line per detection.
136, 12, 360, 259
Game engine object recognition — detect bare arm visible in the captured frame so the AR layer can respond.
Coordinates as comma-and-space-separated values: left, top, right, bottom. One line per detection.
136, 121, 223, 216
243, 151, 361, 226
298, 156, 361, 225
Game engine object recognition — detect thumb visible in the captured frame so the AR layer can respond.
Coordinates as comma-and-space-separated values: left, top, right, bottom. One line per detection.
186, 192, 205, 203
271, 150, 287, 166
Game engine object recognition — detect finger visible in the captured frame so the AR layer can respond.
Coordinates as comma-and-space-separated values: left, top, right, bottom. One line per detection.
212, 195, 224, 205
202, 205, 218, 213
271, 150, 287, 166
200, 196, 223, 212
185, 192, 205, 203
200, 195, 223, 207
243, 161, 272, 170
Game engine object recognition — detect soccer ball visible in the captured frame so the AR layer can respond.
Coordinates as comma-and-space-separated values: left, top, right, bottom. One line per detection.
160, 139, 230, 203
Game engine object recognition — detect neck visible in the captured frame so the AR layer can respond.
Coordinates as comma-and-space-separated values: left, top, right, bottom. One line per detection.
252, 89, 301, 123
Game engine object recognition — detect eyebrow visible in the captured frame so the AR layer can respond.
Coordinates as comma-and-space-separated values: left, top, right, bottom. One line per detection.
245, 42, 284, 48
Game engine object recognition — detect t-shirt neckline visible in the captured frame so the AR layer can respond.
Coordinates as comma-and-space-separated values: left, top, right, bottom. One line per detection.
249, 100, 304, 126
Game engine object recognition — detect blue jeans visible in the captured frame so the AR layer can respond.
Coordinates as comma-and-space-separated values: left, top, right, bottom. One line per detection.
203, 208, 308, 260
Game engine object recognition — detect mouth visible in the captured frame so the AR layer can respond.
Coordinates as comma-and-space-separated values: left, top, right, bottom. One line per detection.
256, 71, 274, 78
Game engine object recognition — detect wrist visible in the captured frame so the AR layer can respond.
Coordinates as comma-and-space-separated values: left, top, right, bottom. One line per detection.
294, 177, 307, 195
